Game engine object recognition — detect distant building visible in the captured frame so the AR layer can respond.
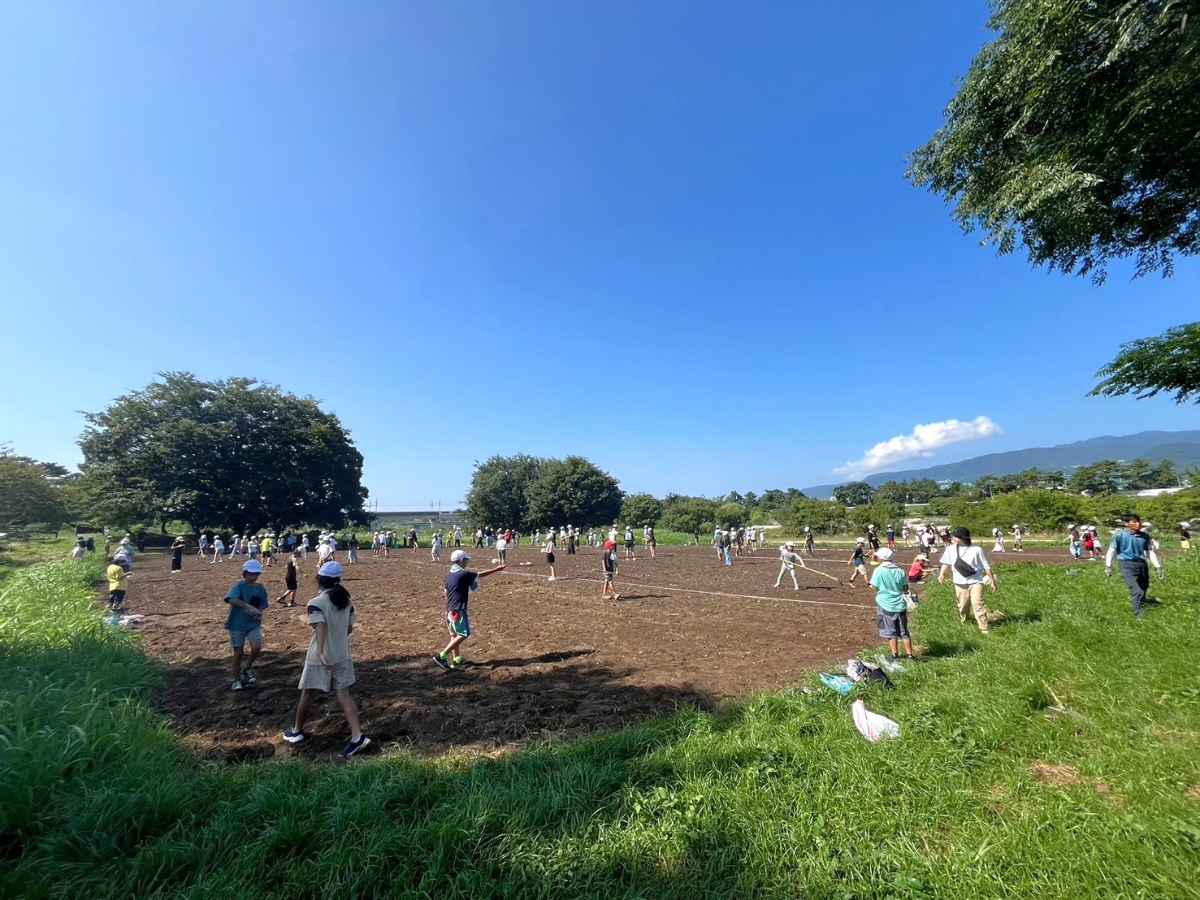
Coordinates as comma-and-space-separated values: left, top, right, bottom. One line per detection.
1134, 487, 1186, 498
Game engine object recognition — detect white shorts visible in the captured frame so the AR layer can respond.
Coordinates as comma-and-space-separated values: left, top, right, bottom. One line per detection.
298, 658, 356, 691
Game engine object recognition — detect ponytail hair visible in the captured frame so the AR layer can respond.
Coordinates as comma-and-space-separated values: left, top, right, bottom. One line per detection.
317, 575, 352, 610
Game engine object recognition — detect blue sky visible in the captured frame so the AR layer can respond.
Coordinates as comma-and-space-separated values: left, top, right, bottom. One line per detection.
1, 1, 1196, 507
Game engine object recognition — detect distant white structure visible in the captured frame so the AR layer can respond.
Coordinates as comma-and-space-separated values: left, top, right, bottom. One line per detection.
1135, 487, 1186, 498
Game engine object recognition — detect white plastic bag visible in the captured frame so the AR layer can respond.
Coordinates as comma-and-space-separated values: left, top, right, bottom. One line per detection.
852, 699, 900, 742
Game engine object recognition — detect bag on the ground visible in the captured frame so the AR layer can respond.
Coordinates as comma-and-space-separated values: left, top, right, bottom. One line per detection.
852, 699, 900, 742
819, 672, 855, 695
846, 659, 895, 689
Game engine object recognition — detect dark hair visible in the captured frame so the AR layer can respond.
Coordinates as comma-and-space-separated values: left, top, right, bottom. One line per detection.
1124, 512, 1141, 522
317, 575, 352, 610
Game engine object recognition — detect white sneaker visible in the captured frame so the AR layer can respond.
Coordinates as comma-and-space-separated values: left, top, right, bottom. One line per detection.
548, 576, 556, 582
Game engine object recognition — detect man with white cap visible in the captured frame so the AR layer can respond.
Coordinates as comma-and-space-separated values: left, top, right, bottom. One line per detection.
433, 549, 505, 670
775, 541, 807, 590
224, 559, 268, 691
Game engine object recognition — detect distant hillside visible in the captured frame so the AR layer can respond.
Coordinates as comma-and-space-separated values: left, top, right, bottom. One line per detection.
804, 430, 1200, 499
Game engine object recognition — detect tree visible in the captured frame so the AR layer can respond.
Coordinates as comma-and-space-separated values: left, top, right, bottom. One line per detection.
1090, 322, 1200, 404
466, 454, 543, 529
910, 1, 1199, 282
78, 373, 367, 533
714, 501, 746, 529
524, 456, 622, 527
661, 497, 716, 543
832, 482, 873, 506
620, 493, 663, 527
0, 451, 69, 530
1067, 460, 1126, 495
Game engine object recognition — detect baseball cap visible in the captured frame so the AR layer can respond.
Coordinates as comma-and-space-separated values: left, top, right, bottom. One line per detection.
450, 549, 469, 563
875, 548, 894, 561
318, 561, 344, 578
242, 560, 263, 574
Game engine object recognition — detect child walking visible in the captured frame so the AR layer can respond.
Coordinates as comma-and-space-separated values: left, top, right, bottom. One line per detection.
602, 538, 621, 600
870, 548, 915, 661
543, 532, 557, 581
282, 561, 370, 759
224, 560, 268, 691
433, 550, 505, 670
276, 551, 301, 607
106, 555, 131, 612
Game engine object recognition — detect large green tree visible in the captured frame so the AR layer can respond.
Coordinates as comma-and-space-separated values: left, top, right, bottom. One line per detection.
78, 373, 367, 533
523, 457, 622, 527
0, 450, 69, 530
465, 454, 543, 529
620, 493, 664, 527
910, 0, 1199, 281
832, 482, 873, 507
661, 496, 717, 543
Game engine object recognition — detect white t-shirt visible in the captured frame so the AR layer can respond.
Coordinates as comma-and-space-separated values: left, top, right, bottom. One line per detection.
939, 544, 991, 585
496, 537, 507, 551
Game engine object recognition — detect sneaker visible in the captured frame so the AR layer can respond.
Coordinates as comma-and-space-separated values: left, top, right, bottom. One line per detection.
230, 680, 244, 691
452, 656, 465, 667
432, 653, 451, 670
282, 729, 306, 744
548, 576, 556, 582
242, 670, 257, 685
341, 735, 371, 759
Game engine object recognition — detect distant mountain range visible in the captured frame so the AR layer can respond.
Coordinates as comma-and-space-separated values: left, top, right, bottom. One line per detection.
803, 430, 1200, 499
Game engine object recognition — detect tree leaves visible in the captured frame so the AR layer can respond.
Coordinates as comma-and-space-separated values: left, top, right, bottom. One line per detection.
910, 0, 1200, 281
77, 373, 367, 532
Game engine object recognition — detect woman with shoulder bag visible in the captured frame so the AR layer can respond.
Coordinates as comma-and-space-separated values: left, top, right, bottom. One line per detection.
937, 527, 998, 634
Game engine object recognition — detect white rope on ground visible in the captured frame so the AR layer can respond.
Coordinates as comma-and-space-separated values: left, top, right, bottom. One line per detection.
385, 554, 870, 611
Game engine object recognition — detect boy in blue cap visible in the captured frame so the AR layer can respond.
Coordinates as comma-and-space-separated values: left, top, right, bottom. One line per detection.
225, 559, 268, 690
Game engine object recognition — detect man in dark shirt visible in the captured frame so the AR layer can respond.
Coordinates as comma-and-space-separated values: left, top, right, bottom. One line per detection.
433, 549, 504, 669
1106, 513, 1153, 619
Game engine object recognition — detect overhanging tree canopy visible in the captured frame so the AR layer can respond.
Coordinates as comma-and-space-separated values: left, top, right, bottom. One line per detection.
910, 1, 1199, 281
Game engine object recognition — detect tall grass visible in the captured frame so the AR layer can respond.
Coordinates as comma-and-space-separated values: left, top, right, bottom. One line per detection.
2, 552, 1199, 898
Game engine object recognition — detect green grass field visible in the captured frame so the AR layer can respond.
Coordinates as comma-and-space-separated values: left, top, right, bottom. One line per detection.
2, 540, 1199, 898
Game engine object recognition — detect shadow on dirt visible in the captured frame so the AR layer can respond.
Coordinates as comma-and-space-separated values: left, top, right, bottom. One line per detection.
157, 648, 717, 761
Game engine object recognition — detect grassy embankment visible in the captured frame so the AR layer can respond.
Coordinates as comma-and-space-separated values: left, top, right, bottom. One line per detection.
2, 539, 1199, 898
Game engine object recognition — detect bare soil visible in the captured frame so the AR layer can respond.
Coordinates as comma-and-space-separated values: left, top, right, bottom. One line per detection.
117, 541, 1072, 760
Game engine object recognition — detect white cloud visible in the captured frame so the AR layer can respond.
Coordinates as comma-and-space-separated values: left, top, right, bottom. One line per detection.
833, 416, 1002, 479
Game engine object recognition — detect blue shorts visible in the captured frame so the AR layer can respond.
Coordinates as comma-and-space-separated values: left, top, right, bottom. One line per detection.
229, 626, 263, 650
877, 611, 910, 640
447, 610, 471, 639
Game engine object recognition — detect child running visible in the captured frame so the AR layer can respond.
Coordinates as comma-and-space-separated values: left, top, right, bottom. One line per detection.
276, 551, 301, 607
433, 550, 505, 670
282, 561, 370, 758
224, 560, 268, 691
847, 538, 869, 586
870, 548, 915, 661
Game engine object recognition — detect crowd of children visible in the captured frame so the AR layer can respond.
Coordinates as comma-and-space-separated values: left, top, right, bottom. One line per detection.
78, 505, 1194, 761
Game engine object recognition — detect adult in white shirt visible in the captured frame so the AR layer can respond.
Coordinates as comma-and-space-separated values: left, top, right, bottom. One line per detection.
495, 532, 508, 564
938, 527, 998, 634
